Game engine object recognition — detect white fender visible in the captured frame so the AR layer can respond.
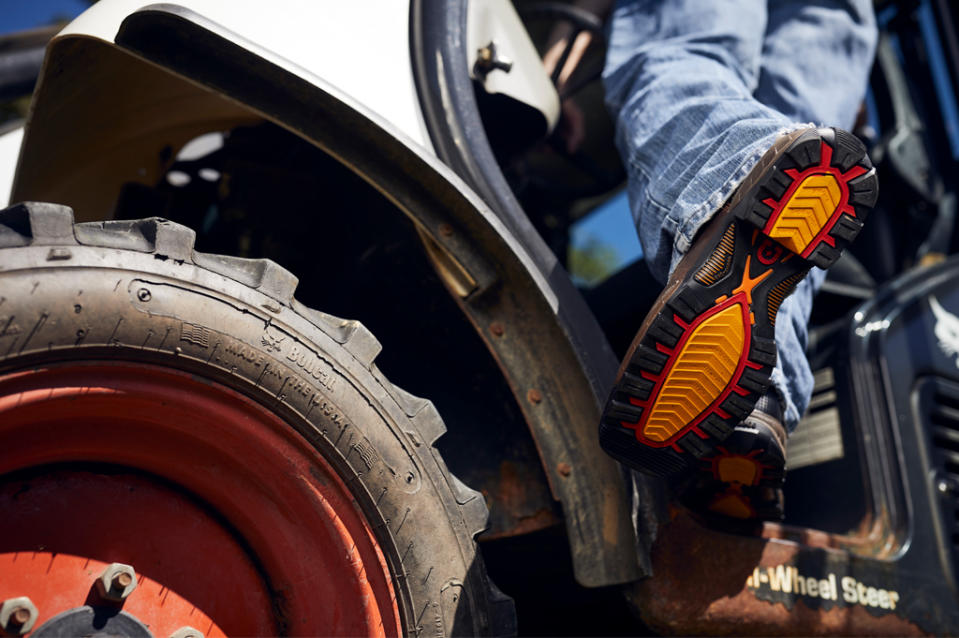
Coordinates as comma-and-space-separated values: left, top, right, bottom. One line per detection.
58, 0, 431, 148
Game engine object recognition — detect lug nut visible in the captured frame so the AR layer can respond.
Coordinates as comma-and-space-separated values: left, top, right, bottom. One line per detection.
0, 597, 37, 635
97, 562, 138, 602
169, 627, 205, 638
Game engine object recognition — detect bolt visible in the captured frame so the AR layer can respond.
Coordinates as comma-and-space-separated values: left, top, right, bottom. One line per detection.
935, 474, 959, 496
527, 389, 543, 404
474, 41, 513, 76
137, 288, 152, 302
0, 597, 37, 635
169, 627, 205, 638
937, 478, 959, 496
489, 322, 505, 337
9, 609, 29, 627
97, 562, 138, 602
438, 223, 454, 238
557, 462, 572, 477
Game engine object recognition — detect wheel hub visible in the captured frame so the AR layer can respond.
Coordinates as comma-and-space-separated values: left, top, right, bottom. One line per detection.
0, 363, 401, 636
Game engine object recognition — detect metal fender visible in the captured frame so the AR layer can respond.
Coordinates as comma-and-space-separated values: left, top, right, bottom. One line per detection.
11, 4, 644, 587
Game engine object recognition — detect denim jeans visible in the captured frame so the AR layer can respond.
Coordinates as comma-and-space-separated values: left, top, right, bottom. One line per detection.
603, 0, 877, 431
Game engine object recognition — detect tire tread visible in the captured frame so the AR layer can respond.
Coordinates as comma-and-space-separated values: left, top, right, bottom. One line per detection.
0, 203, 513, 637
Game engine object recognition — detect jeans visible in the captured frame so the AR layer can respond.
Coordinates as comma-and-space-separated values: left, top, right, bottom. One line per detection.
603, 0, 877, 431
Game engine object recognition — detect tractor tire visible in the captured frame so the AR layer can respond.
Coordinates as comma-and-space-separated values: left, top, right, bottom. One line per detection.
0, 202, 515, 637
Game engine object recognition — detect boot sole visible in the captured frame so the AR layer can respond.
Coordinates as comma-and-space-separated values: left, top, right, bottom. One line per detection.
599, 127, 878, 477
686, 421, 788, 522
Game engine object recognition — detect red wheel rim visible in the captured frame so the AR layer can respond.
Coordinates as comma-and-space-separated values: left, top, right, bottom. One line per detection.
0, 362, 402, 637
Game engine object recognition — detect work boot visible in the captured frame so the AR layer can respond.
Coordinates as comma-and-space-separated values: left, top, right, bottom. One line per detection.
680, 394, 787, 522
599, 127, 877, 480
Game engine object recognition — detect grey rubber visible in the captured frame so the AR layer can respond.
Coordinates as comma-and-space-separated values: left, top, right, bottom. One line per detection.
0, 202, 515, 637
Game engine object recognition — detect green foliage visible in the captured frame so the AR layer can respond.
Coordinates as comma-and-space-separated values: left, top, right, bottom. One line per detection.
568, 236, 619, 287
0, 96, 30, 127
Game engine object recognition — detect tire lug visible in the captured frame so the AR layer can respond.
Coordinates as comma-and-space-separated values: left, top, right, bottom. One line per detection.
97, 562, 138, 602
0, 597, 38, 635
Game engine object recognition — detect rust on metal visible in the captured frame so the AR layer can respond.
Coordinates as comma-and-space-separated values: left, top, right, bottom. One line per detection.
480, 461, 560, 541
438, 222, 454, 237
556, 462, 572, 477
526, 389, 543, 404
628, 509, 927, 636
759, 504, 900, 560
489, 321, 505, 337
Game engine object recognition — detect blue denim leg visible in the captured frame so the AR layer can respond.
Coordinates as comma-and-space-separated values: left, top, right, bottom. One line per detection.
604, 0, 791, 282
604, 0, 876, 431
758, 0, 878, 128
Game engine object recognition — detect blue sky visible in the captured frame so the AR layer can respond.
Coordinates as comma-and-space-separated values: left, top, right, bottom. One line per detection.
1, 0, 89, 33
569, 190, 642, 273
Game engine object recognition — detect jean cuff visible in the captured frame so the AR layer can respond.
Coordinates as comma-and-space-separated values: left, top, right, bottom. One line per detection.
671, 122, 815, 266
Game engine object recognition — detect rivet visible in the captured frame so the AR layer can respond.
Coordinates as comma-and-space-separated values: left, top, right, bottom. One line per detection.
527, 389, 543, 404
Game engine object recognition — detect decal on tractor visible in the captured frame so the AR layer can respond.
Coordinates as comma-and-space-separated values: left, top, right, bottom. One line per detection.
930, 296, 959, 368
746, 564, 901, 614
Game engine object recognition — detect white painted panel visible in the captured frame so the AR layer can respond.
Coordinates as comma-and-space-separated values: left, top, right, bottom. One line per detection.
58, 0, 431, 149
0, 127, 24, 207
